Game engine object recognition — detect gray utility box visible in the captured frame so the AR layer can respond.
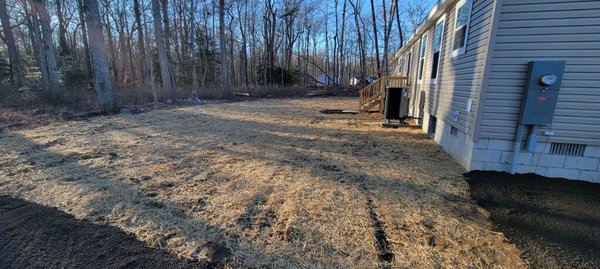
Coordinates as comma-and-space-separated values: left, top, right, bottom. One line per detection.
518, 61, 566, 125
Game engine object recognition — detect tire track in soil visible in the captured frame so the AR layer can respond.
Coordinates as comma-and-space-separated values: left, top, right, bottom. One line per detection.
362, 186, 394, 268
236, 187, 275, 230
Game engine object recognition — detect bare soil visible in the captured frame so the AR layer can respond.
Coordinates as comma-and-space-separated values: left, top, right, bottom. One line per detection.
0, 97, 525, 268
466, 171, 600, 269
0, 196, 213, 269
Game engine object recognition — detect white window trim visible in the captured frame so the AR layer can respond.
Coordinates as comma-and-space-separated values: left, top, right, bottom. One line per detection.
430, 14, 446, 85
451, 0, 473, 58
417, 34, 428, 85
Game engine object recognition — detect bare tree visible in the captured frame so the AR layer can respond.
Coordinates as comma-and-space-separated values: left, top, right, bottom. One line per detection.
30, 0, 60, 96
219, 0, 228, 92
189, 0, 199, 99
395, 0, 403, 46
25, 1, 50, 90
236, 0, 249, 87
133, 0, 151, 92
369, 0, 381, 77
406, 1, 427, 34
55, 0, 69, 55
349, 0, 366, 81
82, 0, 116, 112
262, 0, 276, 85
1, 0, 409, 108
282, 0, 300, 70
338, 0, 347, 85
77, 0, 92, 76
152, 0, 174, 100
0, 0, 26, 87
382, 0, 397, 75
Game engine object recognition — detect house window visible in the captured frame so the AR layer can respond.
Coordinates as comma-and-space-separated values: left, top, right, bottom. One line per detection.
450, 126, 458, 136
430, 16, 446, 83
405, 52, 412, 77
417, 34, 427, 84
399, 58, 405, 75
451, 0, 473, 57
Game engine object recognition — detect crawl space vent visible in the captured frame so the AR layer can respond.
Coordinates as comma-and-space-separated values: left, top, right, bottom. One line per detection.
549, 143, 586, 157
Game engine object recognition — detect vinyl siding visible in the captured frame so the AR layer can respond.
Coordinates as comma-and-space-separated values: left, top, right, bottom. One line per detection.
403, 0, 496, 137
394, 41, 422, 118
480, 0, 600, 144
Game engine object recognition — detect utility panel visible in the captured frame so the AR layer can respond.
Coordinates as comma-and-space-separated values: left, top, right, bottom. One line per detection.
518, 61, 566, 125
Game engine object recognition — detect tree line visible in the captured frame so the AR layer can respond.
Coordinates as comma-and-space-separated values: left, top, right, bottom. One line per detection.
0, 0, 429, 111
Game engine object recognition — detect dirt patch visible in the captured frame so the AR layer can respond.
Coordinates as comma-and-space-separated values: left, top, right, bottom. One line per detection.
0, 196, 215, 269
465, 171, 600, 269
0, 97, 525, 268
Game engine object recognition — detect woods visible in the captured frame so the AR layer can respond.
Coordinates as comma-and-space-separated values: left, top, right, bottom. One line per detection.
0, 0, 430, 110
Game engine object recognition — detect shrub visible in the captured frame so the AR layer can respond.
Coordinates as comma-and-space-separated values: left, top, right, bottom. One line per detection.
256, 65, 299, 86
0, 52, 11, 84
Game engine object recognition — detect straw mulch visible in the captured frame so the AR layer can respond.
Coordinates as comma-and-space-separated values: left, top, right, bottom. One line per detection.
0, 97, 525, 268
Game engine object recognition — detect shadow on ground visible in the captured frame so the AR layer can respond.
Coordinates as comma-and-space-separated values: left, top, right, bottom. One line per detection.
465, 171, 600, 269
0, 98, 524, 268
0, 196, 213, 269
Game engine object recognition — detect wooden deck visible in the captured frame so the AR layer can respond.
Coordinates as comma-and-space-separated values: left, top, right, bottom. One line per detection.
358, 77, 409, 113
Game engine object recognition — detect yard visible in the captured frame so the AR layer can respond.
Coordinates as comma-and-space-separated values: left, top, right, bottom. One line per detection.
0, 97, 525, 268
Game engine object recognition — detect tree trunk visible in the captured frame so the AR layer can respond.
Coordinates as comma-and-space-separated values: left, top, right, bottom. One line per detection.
103, 8, 117, 80
219, 0, 228, 93
325, 3, 329, 78
382, 0, 395, 76
349, 0, 366, 81
190, 2, 199, 99
142, 5, 158, 103
370, 0, 381, 77
133, 0, 151, 90
160, 0, 177, 92
25, 2, 49, 90
0, 0, 26, 87
339, 0, 347, 86
227, 8, 235, 87
151, 0, 174, 100
395, 0, 403, 46
83, 0, 116, 112
55, 0, 70, 56
237, 0, 248, 87
77, 0, 92, 77
31, 0, 60, 97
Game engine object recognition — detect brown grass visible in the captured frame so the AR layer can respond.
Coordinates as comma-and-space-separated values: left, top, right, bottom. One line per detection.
0, 97, 525, 268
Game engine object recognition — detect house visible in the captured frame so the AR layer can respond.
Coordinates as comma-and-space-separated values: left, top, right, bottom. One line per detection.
315, 73, 339, 87
392, 0, 600, 182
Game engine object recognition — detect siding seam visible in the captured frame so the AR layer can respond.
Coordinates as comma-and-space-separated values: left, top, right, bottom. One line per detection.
473, 0, 503, 142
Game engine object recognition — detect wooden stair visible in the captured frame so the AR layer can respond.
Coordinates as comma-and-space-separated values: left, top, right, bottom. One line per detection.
359, 76, 409, 113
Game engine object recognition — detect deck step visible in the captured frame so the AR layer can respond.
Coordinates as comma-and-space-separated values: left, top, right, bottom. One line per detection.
360, 96, 382, 112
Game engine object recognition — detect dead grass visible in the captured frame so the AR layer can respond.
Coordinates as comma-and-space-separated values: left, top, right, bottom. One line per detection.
0, 97, 525, 268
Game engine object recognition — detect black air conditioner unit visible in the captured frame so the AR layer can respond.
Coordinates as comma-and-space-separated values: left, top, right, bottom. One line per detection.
382, 87, 409, 128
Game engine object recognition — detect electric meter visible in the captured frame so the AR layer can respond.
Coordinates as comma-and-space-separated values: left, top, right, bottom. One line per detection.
540, 74, 558, 86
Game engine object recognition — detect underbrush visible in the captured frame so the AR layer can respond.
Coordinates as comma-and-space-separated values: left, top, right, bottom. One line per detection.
0, 83, 356, 133
1, 83, 356, 109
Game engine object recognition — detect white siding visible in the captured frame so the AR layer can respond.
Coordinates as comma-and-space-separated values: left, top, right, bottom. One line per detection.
480, 0, 600, 144
403, 0, 496, 136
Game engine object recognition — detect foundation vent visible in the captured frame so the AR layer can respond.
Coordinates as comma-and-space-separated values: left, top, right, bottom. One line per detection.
549, 143, 586, 157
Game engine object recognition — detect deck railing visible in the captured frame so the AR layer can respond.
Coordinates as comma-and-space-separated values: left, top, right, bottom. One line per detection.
359, 76, 409, 112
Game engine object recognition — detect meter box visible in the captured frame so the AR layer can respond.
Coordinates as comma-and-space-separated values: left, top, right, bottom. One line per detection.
518, 61, 566, 125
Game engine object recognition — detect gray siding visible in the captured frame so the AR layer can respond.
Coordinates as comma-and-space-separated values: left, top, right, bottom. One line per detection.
398, 0, 496, 137
480, 0, 600, 144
